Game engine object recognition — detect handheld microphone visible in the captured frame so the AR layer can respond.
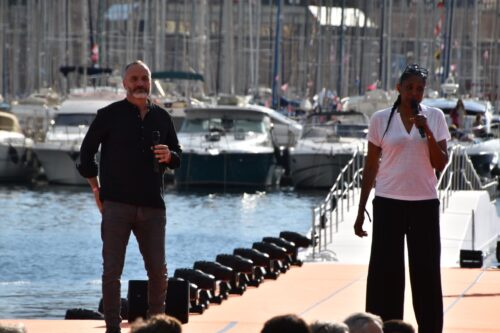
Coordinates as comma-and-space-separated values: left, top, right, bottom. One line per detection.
152, 130, 161, 173
411, 100, 425, 138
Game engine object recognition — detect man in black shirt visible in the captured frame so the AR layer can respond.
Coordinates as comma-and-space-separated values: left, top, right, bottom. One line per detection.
77, 60, 181, 333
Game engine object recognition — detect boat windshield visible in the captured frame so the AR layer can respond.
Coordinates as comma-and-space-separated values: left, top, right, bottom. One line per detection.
181, 118, 266, 134
302, 113, 368, 139
52, 113, 96, 127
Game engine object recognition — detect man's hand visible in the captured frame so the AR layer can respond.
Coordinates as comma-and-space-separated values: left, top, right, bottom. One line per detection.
93, 188, 103, 214
153, 144, 171, 164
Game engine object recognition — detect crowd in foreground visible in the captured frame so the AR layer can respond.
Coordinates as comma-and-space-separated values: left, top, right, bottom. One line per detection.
0, 311, 415, 333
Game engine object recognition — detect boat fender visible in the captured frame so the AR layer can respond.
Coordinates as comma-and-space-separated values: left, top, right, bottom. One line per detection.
20, 148, 34, 166
8, 145, 19, 164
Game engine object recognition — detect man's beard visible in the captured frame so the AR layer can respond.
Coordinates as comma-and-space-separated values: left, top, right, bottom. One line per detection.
130, 87, 149, 99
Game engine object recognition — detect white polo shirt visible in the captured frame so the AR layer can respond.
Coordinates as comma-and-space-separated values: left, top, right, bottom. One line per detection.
367, 104, 450, 201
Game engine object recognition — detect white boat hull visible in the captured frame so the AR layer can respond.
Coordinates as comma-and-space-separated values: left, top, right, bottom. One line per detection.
33, 143, 88, 185
289, 152, 359, 189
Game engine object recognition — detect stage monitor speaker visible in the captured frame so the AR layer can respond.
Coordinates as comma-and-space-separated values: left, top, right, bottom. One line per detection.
165, 277, 190, 324
459, 249, 483, 268
128, 280, 148, 323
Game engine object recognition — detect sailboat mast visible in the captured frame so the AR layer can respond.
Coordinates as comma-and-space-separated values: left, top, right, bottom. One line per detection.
0, 0, 5, 97
255, 1, 261, 94
358, 0, 369, 95
471, 0, 478, 96
248, 1, 255, 93
443, 0, 455, 82
385, 0, 392, 89
378, 0, 385, 88
271, 0, 282, 110
221, 0, 235, 94
337, 0, 345, 97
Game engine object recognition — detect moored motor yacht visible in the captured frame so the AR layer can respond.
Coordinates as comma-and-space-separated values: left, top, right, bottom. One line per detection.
0, 110, 38, 183
33, 97, 119, 185
289, 111, 369, 189
422, 97, 499, 180
174, 105, 302, 188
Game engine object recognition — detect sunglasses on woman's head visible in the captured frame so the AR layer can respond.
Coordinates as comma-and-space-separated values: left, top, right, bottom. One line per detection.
403, 64, 428, 79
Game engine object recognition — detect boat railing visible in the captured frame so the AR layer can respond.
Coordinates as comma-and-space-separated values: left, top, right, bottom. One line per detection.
310, 144, 498, 259
310, 147, 365, 258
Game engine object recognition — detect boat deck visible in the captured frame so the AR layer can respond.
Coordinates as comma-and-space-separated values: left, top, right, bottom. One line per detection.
1, 263, 500, 333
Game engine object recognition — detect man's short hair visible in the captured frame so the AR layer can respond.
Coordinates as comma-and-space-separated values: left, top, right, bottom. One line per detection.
344, 312, 383, 333
0, 323, 26, 333
383, 319, 415, 333
123, 60, 151, 78
130, 314, 182, 333
261, 314, 311, 333
310, 320, 349, 333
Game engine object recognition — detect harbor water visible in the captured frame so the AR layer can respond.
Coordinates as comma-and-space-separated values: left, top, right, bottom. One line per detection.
0, 184, 325, 319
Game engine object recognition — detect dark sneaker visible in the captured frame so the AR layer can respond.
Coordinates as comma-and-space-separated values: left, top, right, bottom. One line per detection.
105, 327, 121, 333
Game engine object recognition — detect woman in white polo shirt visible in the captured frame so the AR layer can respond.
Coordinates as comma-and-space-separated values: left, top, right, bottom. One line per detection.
354, 64, 450, 333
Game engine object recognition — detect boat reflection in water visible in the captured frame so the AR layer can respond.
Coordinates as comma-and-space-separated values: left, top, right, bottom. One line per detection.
174, 105, 302, 189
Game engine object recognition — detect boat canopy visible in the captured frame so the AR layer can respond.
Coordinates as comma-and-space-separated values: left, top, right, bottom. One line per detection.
185, 105, 300, 126
151, 71, 204, 82
0, 111, 22, 133
60, 66, 113, 77
422, 98, 490, 114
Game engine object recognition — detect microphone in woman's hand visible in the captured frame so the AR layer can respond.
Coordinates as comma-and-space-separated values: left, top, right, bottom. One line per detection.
152, 130, 161, 173
411, 100, 425, 138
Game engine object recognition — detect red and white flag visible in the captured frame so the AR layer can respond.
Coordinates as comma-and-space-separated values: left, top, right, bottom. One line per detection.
91, 44, 99, 64
434, 17, 442, 37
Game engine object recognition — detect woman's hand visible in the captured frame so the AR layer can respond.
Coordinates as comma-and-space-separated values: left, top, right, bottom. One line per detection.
410, 113, 428, 132
354, 213, 368, 238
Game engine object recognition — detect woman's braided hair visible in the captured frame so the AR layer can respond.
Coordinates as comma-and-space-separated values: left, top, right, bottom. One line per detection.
381, 64, 428, 140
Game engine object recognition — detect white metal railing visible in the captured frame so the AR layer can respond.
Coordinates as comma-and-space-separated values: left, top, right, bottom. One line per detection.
310, 144, 499, 259
437, 145, 498, 210
311, 148, 365, 258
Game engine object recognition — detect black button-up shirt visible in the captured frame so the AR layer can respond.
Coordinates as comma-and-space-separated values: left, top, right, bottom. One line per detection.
77, 98, 181, 208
